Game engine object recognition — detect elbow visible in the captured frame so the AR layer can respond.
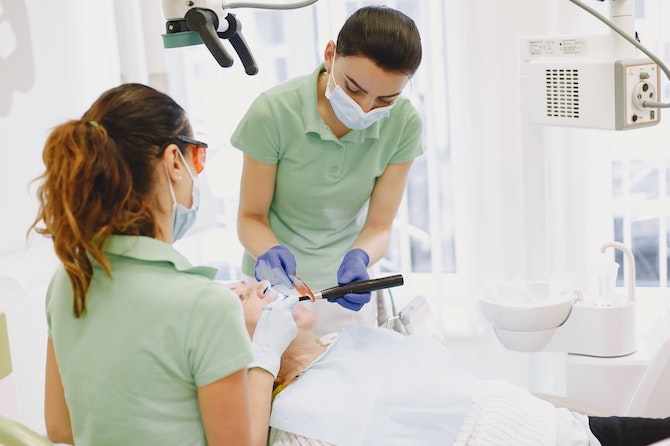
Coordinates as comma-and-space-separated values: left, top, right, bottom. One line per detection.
45, 418, 74, 445
46, 428, 74, 445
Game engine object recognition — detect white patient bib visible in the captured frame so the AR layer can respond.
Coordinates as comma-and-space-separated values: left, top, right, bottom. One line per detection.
270, 326, 475, 445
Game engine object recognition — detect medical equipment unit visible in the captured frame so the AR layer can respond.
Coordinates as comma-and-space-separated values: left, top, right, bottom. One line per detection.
521, 0, 668, 131
478, 241, 670, 417
478, 241, 636, 357
495, 0, 670, 416
161, 0, 320, 74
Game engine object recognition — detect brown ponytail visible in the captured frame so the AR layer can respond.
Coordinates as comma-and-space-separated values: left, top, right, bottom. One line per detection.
29, 83, 191, 317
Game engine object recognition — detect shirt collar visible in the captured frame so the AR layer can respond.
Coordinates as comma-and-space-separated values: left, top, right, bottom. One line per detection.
103, 235, 218, 280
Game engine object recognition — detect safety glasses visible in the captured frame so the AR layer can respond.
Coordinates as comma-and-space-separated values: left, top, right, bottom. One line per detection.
157, 135, 208, 174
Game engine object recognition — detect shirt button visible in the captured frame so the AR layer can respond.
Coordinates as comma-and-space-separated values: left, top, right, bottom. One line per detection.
331, 166, 337, 173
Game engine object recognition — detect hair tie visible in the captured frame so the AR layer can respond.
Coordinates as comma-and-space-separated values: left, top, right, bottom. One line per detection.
89, 121, 100, 130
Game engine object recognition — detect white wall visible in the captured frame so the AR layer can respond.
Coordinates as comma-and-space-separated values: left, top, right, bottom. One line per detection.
0, 0, 122, 432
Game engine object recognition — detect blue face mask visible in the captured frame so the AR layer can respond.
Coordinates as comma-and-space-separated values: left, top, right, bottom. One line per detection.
324, 55, 396, 130
166, 150, 200, 242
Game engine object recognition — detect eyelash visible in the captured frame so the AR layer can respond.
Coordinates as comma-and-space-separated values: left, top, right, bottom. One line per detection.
345, 83, 395, 105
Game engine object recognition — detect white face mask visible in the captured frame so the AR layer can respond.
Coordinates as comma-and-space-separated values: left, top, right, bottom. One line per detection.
166, 149, 200, 242
324, 55, 395, 130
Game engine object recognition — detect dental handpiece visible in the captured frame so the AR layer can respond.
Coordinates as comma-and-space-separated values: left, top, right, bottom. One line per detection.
298, 274, 404, 301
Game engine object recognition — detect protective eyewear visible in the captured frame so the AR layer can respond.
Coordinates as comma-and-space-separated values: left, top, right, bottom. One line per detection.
157, 135, 208, 174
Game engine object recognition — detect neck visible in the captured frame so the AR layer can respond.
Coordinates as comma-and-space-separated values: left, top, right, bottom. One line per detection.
276, 336, 327, 385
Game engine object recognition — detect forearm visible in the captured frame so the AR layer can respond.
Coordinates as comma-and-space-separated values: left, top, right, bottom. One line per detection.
350, 224, 392, 266
44, 339, 74, 444
248, 367, 275, 446
353, 161, 412, 266
238, 214, 279, 259
238, 154, 281, 260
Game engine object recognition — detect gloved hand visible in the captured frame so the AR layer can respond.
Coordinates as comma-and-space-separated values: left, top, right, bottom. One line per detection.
248, 293, 299, 378
332, 248, 370, 311
255, 245, 297, 290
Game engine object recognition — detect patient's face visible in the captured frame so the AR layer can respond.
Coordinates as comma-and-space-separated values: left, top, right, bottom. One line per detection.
232, 282, 266, 337
237, 282, 315, 337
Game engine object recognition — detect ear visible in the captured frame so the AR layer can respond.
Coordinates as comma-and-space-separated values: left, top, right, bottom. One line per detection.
323, 40, 336, 72
161, 143, 185, 182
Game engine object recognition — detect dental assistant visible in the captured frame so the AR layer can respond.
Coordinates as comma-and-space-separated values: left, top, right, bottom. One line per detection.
31, 83, 260, 446
232, 6, 424, 335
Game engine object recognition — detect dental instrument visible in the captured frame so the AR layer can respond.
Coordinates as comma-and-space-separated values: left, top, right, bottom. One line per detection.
264, 274, 404, 303
292, 274, 404, 302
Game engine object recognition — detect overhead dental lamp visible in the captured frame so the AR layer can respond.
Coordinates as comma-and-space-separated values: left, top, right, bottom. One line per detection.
161, 0, 320, 75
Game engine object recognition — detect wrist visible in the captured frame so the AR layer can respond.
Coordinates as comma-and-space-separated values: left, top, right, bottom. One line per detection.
249, 342, 281, 378
348, 248, 370, 267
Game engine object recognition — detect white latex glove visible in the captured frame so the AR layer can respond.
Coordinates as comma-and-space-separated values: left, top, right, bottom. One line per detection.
248, 294, 299, 378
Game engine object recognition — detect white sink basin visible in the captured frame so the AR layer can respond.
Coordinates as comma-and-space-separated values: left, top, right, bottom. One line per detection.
478, 281, 577, 332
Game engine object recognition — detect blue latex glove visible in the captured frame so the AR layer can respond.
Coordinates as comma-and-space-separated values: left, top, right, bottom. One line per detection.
248, 293, 299, 378
332, 248, 371, 311
255, 245, 297, 290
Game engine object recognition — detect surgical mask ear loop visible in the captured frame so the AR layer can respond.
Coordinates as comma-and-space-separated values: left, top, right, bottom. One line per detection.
164, 161, 178, 207
164, 148, 196, 205
176, 148, 197, 183
164, 149, 200, 242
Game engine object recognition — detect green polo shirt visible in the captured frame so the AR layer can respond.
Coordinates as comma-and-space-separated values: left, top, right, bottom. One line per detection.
46, 235, 252, 446
231, 64, 424, 292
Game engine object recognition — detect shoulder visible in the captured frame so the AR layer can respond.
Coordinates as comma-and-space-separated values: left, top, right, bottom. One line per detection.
252, 71, 314, 112
184, 282, 248, 346
192, 281, 243, 313
390, 97, 423, 128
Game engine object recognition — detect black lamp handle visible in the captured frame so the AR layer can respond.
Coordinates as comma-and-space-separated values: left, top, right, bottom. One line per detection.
185, 8, 234, 68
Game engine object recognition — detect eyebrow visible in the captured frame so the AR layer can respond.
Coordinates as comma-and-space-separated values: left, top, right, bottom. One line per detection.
344, 74, 402, 99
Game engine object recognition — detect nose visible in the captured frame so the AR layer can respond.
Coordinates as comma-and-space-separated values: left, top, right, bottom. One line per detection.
356, 96, 376, 113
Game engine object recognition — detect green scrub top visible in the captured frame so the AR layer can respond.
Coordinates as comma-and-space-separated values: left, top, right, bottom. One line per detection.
46, 235, 252, 446
231, 64, 424, 293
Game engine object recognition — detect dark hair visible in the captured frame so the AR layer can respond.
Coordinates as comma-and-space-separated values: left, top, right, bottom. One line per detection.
336, 5, 422, 75
29, 83, 191, 317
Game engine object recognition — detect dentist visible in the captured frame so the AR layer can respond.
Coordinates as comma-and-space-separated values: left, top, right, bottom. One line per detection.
232, 5, 424, 335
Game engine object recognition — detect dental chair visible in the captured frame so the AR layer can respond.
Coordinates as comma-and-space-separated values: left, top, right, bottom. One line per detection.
624, 312, 670, 417
0, 416, 53, 446
0, 278, 52, 445
561, 309, 670, 418
538, 312, 670, 418
1, 313, 51, 445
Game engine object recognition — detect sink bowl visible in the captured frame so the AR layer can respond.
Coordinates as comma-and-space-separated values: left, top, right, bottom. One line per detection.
493, 327, 557, 351
478, 281, 577, 332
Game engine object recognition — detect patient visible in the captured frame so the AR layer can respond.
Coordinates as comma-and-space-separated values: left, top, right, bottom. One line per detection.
239, 282, 670, 446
